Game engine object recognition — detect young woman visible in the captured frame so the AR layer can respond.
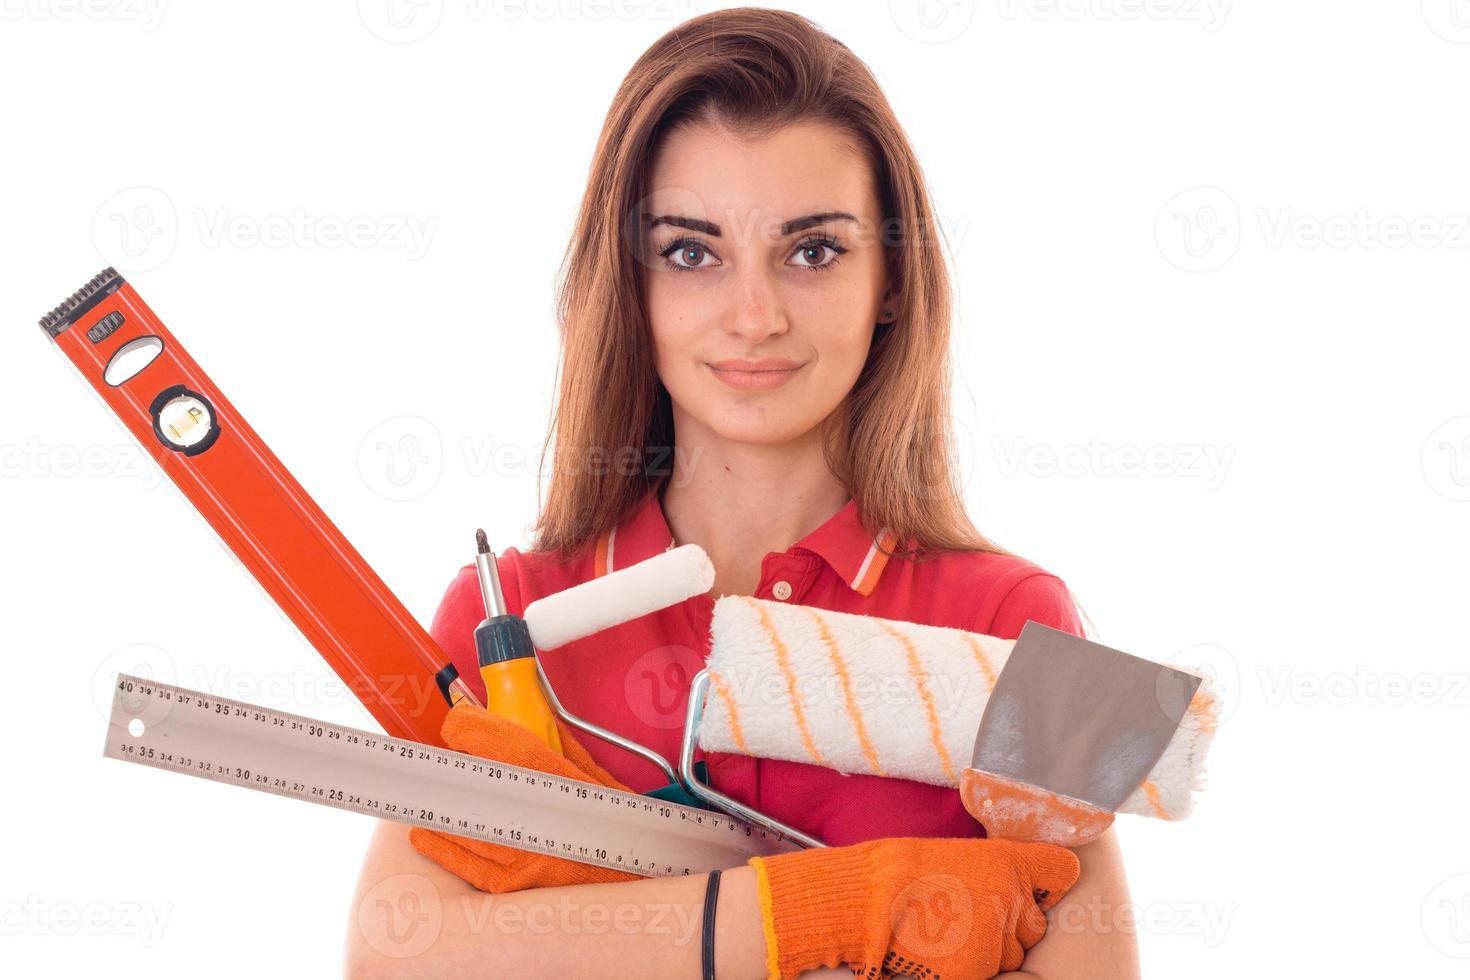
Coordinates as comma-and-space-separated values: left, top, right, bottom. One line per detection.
347, 9, 1139, 979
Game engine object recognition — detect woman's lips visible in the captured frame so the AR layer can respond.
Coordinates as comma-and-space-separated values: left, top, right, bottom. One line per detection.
707, 360, 804, 390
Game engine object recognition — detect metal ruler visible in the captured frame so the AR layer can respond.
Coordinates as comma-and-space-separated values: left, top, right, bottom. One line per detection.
103, 674, 805, 876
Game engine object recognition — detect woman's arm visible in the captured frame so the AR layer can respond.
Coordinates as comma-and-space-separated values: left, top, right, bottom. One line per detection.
996, 827, 1140, 980
984, 572, 1143, 979
344, 818, 804, 980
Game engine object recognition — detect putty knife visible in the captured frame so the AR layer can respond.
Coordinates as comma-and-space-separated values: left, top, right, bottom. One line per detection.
960, 621, 1202, 846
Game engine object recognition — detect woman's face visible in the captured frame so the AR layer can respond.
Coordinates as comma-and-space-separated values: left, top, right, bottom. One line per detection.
640, 116, 895, 449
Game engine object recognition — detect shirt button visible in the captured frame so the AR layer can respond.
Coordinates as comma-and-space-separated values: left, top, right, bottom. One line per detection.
772, 580, 793, 601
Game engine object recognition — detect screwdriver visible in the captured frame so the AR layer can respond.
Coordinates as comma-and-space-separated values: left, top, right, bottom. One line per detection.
473, 529, 563, 754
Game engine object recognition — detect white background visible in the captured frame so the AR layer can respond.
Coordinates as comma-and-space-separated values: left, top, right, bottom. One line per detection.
3, 1, 1469, 975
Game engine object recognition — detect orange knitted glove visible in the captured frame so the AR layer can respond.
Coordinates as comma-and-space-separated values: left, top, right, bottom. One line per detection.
748, 836, 1080, 980
409, 702, 641, 892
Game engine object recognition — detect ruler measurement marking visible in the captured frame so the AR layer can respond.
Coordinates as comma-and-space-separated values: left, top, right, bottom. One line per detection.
105, 675, 800, 877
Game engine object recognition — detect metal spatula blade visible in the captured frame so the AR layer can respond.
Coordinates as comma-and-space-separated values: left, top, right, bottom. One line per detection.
961, 621, 1201, 845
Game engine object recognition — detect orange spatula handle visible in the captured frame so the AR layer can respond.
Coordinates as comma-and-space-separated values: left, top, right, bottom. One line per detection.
961, 767, 1115, 846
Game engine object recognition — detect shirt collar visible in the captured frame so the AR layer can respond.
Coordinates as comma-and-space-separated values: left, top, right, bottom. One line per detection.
593, 488, 898, 596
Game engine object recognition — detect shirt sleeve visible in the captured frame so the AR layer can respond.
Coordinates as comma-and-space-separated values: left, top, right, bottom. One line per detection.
982, 571, 1084, 640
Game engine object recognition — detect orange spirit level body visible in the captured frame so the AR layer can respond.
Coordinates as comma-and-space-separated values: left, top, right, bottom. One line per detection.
41, 269, 467, 746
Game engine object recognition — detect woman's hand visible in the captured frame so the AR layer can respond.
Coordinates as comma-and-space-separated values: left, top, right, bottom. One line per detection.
749, 835, 1081, 980
409, 702, 642, 892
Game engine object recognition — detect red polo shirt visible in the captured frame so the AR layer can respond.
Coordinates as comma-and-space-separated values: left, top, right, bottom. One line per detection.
429, 487, 1082, 847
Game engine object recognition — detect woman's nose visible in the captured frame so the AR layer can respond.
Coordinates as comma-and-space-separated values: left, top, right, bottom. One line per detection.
725, 264, 789, 343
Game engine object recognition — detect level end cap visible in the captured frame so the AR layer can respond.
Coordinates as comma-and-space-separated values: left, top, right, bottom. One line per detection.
39, 267, 126, 338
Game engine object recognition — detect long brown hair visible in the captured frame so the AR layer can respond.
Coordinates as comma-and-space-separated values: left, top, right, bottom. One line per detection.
528, 7, 1003, 564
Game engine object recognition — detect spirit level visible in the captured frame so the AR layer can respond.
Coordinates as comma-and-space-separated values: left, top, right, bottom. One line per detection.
104, 674, 804, 875
41, 268, 476, 746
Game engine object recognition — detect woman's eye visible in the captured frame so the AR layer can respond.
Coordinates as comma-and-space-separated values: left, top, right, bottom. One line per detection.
658, 239, 719, 272
788, 238, 846, 272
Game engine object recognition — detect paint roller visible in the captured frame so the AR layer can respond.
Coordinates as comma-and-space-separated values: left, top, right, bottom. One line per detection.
694, 595, 1217, 844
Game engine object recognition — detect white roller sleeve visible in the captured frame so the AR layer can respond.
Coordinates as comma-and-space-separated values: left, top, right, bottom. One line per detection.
698, 595, 1218, 822
521, 544, 714, 651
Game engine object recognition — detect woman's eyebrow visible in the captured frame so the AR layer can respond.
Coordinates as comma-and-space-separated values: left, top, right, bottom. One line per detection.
641, 211, 859, 237
780, 211, 858, 235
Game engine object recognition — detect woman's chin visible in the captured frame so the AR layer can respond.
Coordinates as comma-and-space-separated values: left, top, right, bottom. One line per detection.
702, 407, 816, 447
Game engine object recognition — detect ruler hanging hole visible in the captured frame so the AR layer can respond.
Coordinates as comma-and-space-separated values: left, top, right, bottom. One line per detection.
127, 718, 145, 738
104, 336, 164, 386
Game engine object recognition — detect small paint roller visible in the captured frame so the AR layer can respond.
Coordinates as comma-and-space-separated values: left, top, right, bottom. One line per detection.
521, 543, 715, 651
695, 595, 1217, 843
